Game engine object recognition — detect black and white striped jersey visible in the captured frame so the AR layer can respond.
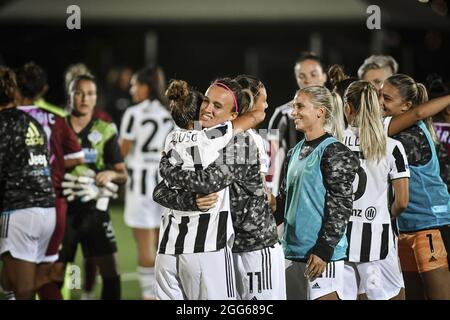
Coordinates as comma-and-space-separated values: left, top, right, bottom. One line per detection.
158, 122, 234, 254
344, 127, 410, 262
119, 99, 174, 168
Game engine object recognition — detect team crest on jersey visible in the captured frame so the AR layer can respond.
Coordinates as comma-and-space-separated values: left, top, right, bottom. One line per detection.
365, 206, 377, 221
25, 122, 44, 146
88, 130, 103, 144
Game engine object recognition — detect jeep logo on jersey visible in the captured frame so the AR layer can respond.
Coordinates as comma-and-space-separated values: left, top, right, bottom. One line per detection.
365, 206, 377, 221
25, 122, 44, 146
28, 152, 48, 167
88, 130, 103, 144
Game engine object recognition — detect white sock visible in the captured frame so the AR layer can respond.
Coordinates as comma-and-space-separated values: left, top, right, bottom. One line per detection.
137, 266, 156, 299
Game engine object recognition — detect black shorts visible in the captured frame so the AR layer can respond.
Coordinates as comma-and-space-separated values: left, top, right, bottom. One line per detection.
59, 203, 118, 262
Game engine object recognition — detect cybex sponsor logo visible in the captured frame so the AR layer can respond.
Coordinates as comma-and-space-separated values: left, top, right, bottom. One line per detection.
25, 123, 44, 146
28, 152, 48, 167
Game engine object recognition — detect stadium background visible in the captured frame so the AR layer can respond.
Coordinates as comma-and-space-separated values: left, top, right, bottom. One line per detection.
0, 0, 449, 299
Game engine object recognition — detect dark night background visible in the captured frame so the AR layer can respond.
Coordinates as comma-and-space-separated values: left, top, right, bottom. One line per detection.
1, 0, 449, 128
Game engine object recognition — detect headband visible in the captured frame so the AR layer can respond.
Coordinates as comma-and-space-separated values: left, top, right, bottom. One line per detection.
213, 81, 239, 113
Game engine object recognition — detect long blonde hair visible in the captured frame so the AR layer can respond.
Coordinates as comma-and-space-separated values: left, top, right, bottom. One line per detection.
344, 80, 386, 162
299, 86, 345, 141
385, 74, 439, 145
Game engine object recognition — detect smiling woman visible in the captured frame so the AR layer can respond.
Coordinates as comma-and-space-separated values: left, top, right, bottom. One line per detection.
199, 80, 241, 128
273, 85, 359, 300
380, 74, 450, 300
291, 86, 345, 141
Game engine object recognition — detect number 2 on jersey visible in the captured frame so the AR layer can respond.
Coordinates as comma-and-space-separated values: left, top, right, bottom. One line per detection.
141, 118, 173, 153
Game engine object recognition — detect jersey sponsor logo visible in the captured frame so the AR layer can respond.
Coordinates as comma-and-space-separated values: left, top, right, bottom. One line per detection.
365, 206, 377, 221
82, 148, 97, 163
352, 209, 362, 217
30, 168, 50, 177
28, 152, 48, 167
312, 283, 321, 289
25, 122, 44, 146
87, 130, 103, 144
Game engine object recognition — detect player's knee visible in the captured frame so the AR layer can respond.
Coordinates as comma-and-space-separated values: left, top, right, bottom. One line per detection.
50, 263, 67, 282
12, 283, 35, 300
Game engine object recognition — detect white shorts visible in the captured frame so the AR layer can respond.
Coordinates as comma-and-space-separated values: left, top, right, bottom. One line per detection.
155, 246, 236, 300
285, 260, 345, 300
343, 246, 404, 300
233, 243, 286, 300
0, 207, 56, 263
124, 166, 164, 229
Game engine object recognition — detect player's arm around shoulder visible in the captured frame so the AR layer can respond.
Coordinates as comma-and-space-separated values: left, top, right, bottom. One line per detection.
152, 180, 198, 211
388, 138, 410, 218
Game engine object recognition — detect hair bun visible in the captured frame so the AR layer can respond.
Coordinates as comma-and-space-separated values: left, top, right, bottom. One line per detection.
166, 79, 190, 101
328, 64, 348, 88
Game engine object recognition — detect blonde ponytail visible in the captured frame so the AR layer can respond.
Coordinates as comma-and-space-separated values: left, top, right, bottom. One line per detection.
345, 81, 386, 161
329, 92, 345, 142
